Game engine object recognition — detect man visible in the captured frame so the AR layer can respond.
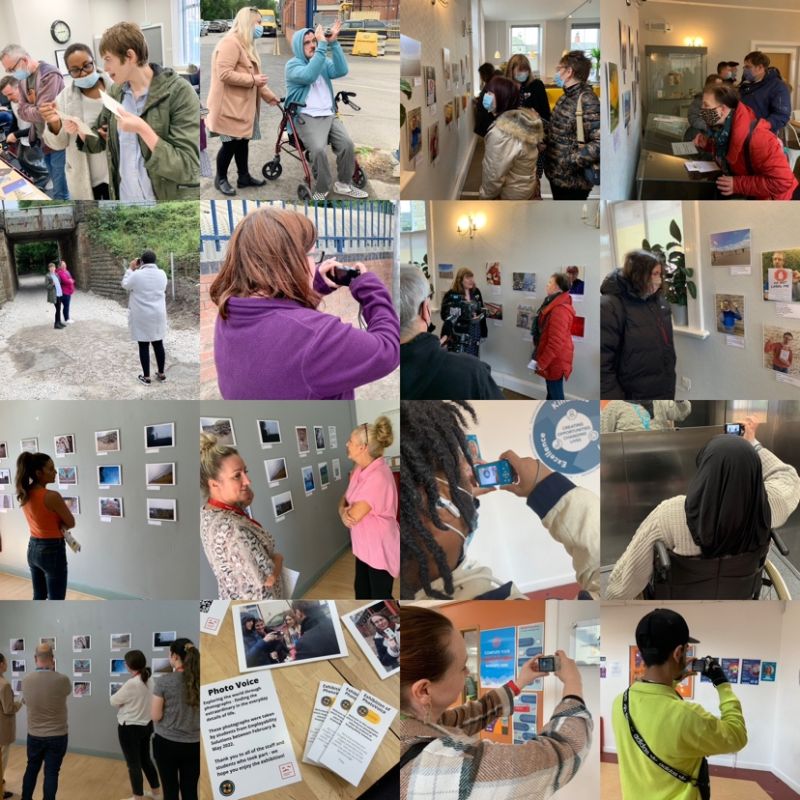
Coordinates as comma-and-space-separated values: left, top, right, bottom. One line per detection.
544, 50, 600, 200
284, 21, 368, 200
20, 644, 70, 800
0, 653, 22, 799
566, 265, 584, 295
740, 51, 791, 135
612, 609, 747, 800
0, 76, 28, 144
764, 331, 793, 373
292, 601, 340, 660
399, 265, 504, 400
716, 60, 738, 83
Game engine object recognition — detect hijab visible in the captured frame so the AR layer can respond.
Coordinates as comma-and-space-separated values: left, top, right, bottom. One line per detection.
684, 435, 771, 557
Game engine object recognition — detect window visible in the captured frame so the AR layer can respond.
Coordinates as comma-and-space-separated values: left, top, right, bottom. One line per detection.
570, 23, 600, 82
178, 0, 200, 65
510, 25, 541, 74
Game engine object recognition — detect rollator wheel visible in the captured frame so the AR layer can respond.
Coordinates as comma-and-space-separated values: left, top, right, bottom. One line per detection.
262, 160, 282, 180
352, 165, 368, 189
297, 183, 312, 201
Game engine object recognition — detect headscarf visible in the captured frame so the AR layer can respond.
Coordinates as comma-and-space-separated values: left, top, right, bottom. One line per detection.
684, 435, 771, 557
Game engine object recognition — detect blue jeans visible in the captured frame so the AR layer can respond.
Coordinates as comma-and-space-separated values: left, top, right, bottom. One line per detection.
27, 538, 67, 600
22, 733, 68, 800
546, 378, 564, 399
60, 293, 71, 321
44, 149, 69, 200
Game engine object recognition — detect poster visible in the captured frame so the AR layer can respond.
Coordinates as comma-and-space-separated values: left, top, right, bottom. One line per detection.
675, 645, 695, 699
566, 266, 585, 297
512, 272, 536, 294
629, 646, 646, 685
740, 659, 761, 685
607, 62, 619, 133
762, 249, 800, 302
623, 90, 631, 129
486, 261, 501, 286
512, 691, 537, 744
444, 101, 454, 126
479, 627, 516, 688
407, 106, 422, 160
619, 19, 627, 71
715, 293, 745, 338
721, 658, 740, 683
710, 229, 751, 267
516, 305, 534, 330
531, 401, 601, 475
516, 623, 544, 692
761, 661, 777, 681
424, 66, 436, 106
428, 123, 439, 164
763, 324, 799, 377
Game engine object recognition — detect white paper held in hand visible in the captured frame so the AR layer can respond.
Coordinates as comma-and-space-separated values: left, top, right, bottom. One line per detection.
281, 567, 300, 598
62, 114, 98, 137
99, 90, 125, 116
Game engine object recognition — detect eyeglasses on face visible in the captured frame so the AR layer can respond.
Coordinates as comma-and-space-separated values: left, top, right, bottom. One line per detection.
67, 60, 95, 78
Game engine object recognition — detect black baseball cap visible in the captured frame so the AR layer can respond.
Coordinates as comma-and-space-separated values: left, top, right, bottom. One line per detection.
717, 60, 739, 71
636, 609, 699, 663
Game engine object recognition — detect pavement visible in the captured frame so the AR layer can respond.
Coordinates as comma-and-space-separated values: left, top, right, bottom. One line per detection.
200, 32, 399, 201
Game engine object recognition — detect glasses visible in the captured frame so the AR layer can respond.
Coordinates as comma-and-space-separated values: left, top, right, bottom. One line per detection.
363, 422, 369, 442
67, 60, 95, 78
5, 56, 25, 75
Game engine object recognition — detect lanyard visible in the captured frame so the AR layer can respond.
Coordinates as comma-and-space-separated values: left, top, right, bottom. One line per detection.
207, 498, 263, 529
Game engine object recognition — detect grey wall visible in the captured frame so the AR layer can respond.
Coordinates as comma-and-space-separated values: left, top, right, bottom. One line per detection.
0, 600, 198, 757
0, 401, 199, 599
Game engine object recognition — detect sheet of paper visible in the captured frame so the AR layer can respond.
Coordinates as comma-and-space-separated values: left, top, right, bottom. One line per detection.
281, 567, 300, 598
671, 141, 697, 155
201, 673, 301, 800
527, 359, 538, 371
200, 600, 230, 636
684, 160, 719, 173
305, 683, 360, 764
318, 689, 398, 786
99, 89, 125, 116
725, 335, 745, 349
730, 266, 751, 276
776, 302, 800, 319
302, 681, 341, 764
62, 114, 97, 137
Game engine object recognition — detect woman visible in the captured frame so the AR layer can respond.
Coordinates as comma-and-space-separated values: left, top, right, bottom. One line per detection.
15, 451, 75, 600
474, 62, 500, 137
241, 616, 288, 665
480, 76, 544, 200
693, 83, 797, 199
685, 74, 724, 140
440, 268, 487, 357
209, 206, 399, 399
339, 416, 399, 598
369, 611, 399, 670
206, 6, 279, 195
55, 260, 75, 324
400, 401, 599, 600
505, 54, 551, 122
152, 638, 200, 800
600, 400, 692, 433
531, 273, 575, 400
600, 249, 676, 400
44, 262, 65, 330
283, 613, 302, 649
110, 650, 162, 800
606, 416, 800, 599
121, 251, 168, 386
400, 606, 591, 799
200, 433, 284, 598
39, 43, 112, 199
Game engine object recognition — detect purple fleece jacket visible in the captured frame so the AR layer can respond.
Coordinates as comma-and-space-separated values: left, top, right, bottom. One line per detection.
214, 268, 399, 399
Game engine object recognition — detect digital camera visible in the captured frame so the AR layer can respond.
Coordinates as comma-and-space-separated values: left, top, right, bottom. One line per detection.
331, 266, 361, 286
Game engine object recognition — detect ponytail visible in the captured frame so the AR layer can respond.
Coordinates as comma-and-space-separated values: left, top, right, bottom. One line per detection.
171, 638, 200, 708
15, 452, 52, 506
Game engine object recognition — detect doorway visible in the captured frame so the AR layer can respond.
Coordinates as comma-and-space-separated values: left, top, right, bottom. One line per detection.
752, 41, 800, 111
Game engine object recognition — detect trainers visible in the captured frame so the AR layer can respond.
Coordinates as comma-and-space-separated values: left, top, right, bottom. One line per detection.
65, 319, 75, 324
334, 182, 368, 198
311, 190, 328, 201
137, 374, 151, 385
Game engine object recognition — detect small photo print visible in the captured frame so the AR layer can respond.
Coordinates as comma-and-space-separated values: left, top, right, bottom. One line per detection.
110, 633, 131, 651
153, 631, 177, 649
258, 419, 282, 446
272, 490, 294, 519
95, 429, 121, 454
97, 465, 122, 487
763, 324, 799, 376
328, 426, 338, 448
72, 681, 91, 698
319, 462, 330, 487
73, 659, 91, 675
72, 635, 91, 652
486, 303, 503, 320
54, 434, 76, 456
0, 468, 10, 486
9, 638, 24, 654
295, 426, 310, 455
200, 417, 236, 446
762, 249, 800, 303
99, 497, 123, 518
715, 293, 745, 338
761, 661, 777, 681
710, 228, 751, 267
110, 658, 127, 676
145, 422, 175, 450
565, 266, 585, 296
265, 457, 288, 485
302, 465, 316, 495
0, 442, 7, 459
109, 682, 124, 696
62, 496, 80, 515
332, 458, 342, 481
152, 657, 172, 675
0, 494, 13, 510
39, 637, 56, 651
512, 272, 536, 293
486, 261, 501, 286
11, 679, 22, 694
57, 466, 78, 486
341, 601, 400, 679
516, 305, 534, 330
20, 437, 39, 454
314, 425, 325, 451
146, 462, 176, 487
147, 498, 177, 523
11, 659, 25, 674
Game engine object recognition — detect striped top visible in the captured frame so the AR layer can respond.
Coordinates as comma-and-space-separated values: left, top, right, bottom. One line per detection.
21, 487, 63, 540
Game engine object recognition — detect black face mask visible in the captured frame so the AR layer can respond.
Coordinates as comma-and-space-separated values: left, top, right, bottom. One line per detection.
699, 107, 721, 127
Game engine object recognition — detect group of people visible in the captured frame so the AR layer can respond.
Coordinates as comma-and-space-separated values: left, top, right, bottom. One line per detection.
474, 50, 600, 200
43, 261, 75, 330
0, 22, 199, 200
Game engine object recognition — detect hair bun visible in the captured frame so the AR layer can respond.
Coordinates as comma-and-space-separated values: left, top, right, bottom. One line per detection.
373, 416, 394, 449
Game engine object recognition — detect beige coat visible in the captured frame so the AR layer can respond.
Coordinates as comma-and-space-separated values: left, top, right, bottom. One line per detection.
206, 34, 273, 139
0, 675, 21, 746
480, 108, 544, 199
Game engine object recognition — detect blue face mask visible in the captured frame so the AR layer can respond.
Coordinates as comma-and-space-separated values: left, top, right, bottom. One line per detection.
253, 25, 264, 39
514, 71, 529, 83
554, 71, 565, 88
73, 71, 100, 90
481, 92, 495, 112
742, 67, 755, 82
435, 478, 480, 562
13, 68, 29, 81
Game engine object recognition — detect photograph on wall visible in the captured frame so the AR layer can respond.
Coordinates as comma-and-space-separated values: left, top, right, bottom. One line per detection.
424, 65, 436, 106
302, 465, 316, 496
11, 660, 25, 674
328, 426, 338, 448
444, 101, 454, 126
110, 633, 131, 651
271, 490, 294, 520
319, 462, 330, 488
675, 646, 695, 699
715, 293, 745, 338
332, 458, 342, 481
0, 468, 10, 486
147, 498, 177, 523
314, 425, 325, 452
54, 434, 76, 457
438, 263, 454, 279
761, 661, 777, 681
200, 417, 236, 446
146, 462, 176, 488
265, 457, 288, 487
110, 682, 123, 696
607, 62, 619, 133
62, 496, 80, 515
407, 106, 422, 160
73, 659, 91, 675
565, 266, 585, 296
762, 324, 799, 377
73, 681, 91, 698
512, 272, 536, 293
20, 437, 39, 453
516, 305, 534, 330
296, 426, 310, 455
442, 48, 451, 80
618, 19, 627, 71
0, 495, 13, 510
233, 600, 348, 673
623, 90, 631, 129
721, 658, 740, 683
9, 638, 24, 654
95, 429, 120, 454
258, 419, 282, 448
39, 637, 56, 650
152, 658, 172, 675
0, 442, 7, 459
486, 261, 501, 286
11, 680, 21, 695
710, 228, 751, 267
153, 631, 177, 650
741, 659, 761, 685
762, 249, 800, 302
110, 658, 127, 676
428, 123, 439, 164
480, 627, 516, 688
340, 601, 400, 679
400, 34, 422, 77
571, 316, 586, 339
97, 465, 122, 487
486, 303, 503, 321
57, 466, 78, 486
144, 422, 175, 450
72, 635, 90, 652
98, 497, 124, 519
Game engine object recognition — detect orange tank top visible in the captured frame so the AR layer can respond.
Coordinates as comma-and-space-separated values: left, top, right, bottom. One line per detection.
22, 486, 64, 540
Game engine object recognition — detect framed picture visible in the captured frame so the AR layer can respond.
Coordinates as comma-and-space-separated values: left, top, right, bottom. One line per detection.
200, 417, 236, 446
95, 429, 121, 454
271, 490, 294, 520
340, 601, 399, 679
54, 434, 76, 457
314, 425, 325, 452
110, 633, 131, 651
109, 682, 124, 696
258, 419, 281, 448
39, 637, 56, 651
318, 462, 330, 488
153, 631, 177, 650
152, 657, 172, 675
20, 437, 38, 454
332, 458, 342, 481
98, 496, 124, 518
264, 457, 288, 487
9, 638, 24, 654
295, 426, 310, 455
0, 468, 10, 486
54, 48, 68, 75
110, 658, 127, 676
73, 659, 91, 675
57, 466, 78, 486
147, 498, 177, 523
302, 465, 316, 496
144, 422, 175, 450
62, 496, 80, 515
72, 681, 91, 698
97, 464, 122, 487
146, 462, 176, 488
72, 635, 91, 652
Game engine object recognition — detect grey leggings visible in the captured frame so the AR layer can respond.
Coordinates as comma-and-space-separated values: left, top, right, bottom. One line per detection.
298, 114, 355, 193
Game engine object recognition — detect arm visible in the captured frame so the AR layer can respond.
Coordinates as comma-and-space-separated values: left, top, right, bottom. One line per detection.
121, 268, 136, 290
760, 447, 800, 528
215, 39, 259, 88
766, 82, 791, 135
40, 90, 71, 150
479, 130, 518, 199
44, 490, 75, 529
80, 107, 111, 154
600, 296, 626, 398
151, 693, 164, 722
438, 683, 514, 735
653, 400, 692, 424
573, 91, 600, 167
343, 499, 372, 526
680, 684, 747, 756
109, 678, 133, 707
17, 70, 64, 125
0, 682, 17, 715
732, 134, 795, 199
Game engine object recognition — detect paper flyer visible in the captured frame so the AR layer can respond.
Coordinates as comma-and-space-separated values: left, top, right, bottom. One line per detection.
302, 681, 341, 764
305, 683, 361, 764
200, 600, 230, 636
200, 673, 301, 800
99, 89, 125, 116
517, 623, 544, 692
62, 114, 98, 137
281, 567, 300, 598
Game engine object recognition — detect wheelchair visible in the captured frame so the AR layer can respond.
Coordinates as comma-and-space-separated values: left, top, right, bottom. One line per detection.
644, 529, 791, 600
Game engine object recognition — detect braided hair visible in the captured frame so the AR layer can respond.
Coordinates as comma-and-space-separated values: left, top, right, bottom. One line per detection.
400, 400, 478, 599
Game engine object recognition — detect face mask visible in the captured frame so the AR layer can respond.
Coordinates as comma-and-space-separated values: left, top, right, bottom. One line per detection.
514, 71, 529, 83
435, 477, 480, 562
554, 72, 565, 88
699, 107, 720, 127
481, 92, 495, 112
73, 71, 100, 89
253, 25, 264, 39
13, 68, 29, 81
742, 67, 755, 82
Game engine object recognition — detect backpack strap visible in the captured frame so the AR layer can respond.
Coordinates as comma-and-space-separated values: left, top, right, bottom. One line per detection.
576, 92, 585, 144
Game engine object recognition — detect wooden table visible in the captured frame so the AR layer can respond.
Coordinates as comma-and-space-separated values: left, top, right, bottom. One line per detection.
200, 600, 400, 800
0, 160, 49, 200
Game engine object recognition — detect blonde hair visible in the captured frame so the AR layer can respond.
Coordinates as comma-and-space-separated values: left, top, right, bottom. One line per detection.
358, 415, 394, 459
200, 433, 239, 496
228, 6, 261, 69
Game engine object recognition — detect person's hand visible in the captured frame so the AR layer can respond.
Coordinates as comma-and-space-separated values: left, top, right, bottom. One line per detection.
318, 258, 343, 289
352, 261, 367, 277
314, 24, 326, 43
742, 414, 759, 443
262, 87, 279, 105
517, 657, 547, 688
6, 132, 16, 144
553, 650, 582, 693
498, 449, 554, 497
115, 108, 146, 135
253, 73, 268, 88
693, 132, 708, 148
439, 335, 449, 347
262, 631, 281, 642
328, 19, 342, 41
716, 175, 735, 195
98, 124, 109, 142
63, 118, 80, 136
38, 101, 60, 126
701, 657, 728, 687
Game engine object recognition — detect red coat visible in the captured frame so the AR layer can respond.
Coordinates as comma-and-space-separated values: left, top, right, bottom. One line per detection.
534, 291, 575, 381
699, 102, 797, 199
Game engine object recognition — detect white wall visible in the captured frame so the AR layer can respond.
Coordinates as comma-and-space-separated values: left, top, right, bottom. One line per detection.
773, 601, 800, 793
600, 601, 784, 771
481, 19, 572, 81
465, 401, 600, 593
429, 200, 600, 399
354, 399, 400, 460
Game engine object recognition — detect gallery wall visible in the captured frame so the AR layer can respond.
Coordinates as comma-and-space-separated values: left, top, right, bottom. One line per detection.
0, 401, 199, 599
0, 600, 198, 757
774, 601, 800, 792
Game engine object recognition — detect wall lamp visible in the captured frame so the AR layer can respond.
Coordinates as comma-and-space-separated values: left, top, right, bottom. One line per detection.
456, 213, 486, 238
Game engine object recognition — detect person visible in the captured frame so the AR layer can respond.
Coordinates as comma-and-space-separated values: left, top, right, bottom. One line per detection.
601, 401, 692, 433
565, 265, 584, 295
121, 250, 168, 386
20, 644, 71, 800
200, 433, 284, 599
210, 206, 398, 399
15, 452, 75, 600
530, 273, 575, 400
151, 639, 200, 800
474, 62, 501, 137
0, 44, 68, 199
339, 417, 399, 599
84, 22, 200, 201
440, 268, 487, 356
686, 74, 723, 139
692, 84, 797, 200
764, 331, 793, 373
369, 612, 399, 670
718, 298, 742, 334
54, 260, 75, 324
0, 652, 22, 800
400, 265, 504, 400
282, 613, 302, 649
110, 650, 162, 800
38, 42, 112, 199
612, 609, 747, 799
44, 263, 64, 330
284, 22, 368, 200
292, 601, 340, 661
400, 400, 599, 600
400, 606, 592, 799
480, 76, 544, 199
0, 76, 49, 189
717, 60, 739, 83
606, 416, 800, 599
241, 617, 289, 667
544, 50, 600, 200
601, 249, 677, 400
739, 51, 791, 135
206, 6, 279, 196
505, 54, 551, 122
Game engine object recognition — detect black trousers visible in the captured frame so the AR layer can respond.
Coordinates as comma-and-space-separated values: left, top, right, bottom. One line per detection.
53, 297, 63, 326
138, 340, 166, 377
153, 734, 199, 800
216, 138, 250, 179
354, 556, 394, 599
118, 722, 160, 796
550, 184, 592, 200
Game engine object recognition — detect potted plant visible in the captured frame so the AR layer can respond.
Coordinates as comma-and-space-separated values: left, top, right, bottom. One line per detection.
643, 219, 696, 326
400, 78, 412, 127
590, 47, 601, 82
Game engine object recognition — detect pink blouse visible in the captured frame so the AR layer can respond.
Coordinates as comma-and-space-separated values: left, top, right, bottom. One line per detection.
55, 268, 75, 295
345, 457, 399, 577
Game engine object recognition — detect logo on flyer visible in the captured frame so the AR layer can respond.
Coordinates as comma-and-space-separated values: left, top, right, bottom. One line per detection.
219, 779, 235, 796
279, 762, 297, 779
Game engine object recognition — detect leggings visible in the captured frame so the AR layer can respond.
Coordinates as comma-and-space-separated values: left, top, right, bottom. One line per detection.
153, 734, 199, 800
354, 556, 394, 599
138, 340, 166, 378
118, 722, 159, 796
216, 138, 250, 179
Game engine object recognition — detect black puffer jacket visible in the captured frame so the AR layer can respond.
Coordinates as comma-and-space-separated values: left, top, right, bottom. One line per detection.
600, 270, 677, 400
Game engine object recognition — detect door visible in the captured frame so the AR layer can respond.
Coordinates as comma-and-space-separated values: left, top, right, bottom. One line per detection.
752, 43, 799, 111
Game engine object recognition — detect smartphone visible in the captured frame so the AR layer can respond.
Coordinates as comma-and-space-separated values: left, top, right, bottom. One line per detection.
536, 655, 561, 672
331, 265, 360, 286
723, 422, 744, 436
473, 459, 516, 488
689, 658, 706, 672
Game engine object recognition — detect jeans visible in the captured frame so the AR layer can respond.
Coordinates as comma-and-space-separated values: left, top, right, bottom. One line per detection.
153, 734, 199, 800
354, 556, 394, 599
44, 149, 69, 200
118, 722, 159, 796
27, 538, 67, 600
60, 294, 71, 321
550, 184, 591, 200
546, 378, 565, 399
22, 733, 68, 800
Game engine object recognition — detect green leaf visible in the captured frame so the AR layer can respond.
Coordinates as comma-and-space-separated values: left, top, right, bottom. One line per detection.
400, 105, 406, 127
669, 219, 682, 242
642, 238, 651, 250
401, 78, 413, 99
688, 282, 697, 299
685, 267, 694, 276
666, 241, 680, 250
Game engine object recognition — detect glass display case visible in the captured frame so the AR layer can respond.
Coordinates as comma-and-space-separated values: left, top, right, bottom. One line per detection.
645, 45, 707, 118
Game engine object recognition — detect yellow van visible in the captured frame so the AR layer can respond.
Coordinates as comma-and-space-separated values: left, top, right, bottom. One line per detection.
259, 8, 277, 36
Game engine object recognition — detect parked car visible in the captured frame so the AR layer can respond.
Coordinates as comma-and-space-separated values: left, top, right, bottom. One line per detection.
200, 20, 209, 36
336, 19, 388, 45
207, 20, 227, 32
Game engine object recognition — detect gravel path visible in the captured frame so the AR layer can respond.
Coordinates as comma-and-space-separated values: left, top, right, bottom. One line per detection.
0, 275, 199, 400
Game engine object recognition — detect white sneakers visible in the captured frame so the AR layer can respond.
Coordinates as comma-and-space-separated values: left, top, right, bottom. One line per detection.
334, 181, 369, 198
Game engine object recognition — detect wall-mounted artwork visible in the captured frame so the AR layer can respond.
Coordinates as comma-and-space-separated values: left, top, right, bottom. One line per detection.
20, 437, 38, 454
265, 457, 288, 487
762, 249, 800, 303
98, 497, 123, 519
258, 419, 281, 448
110, 633, 131, 650
715, 293, 745, 338
57, 466, 78, 486
0, 468, 9, 486
512, 272, 536, 293
486, 303, 503, 320
314, 425, 326, 452
763, 324, 799, 377
428, 123, 439, 163
95, 429, 120, 454
607, 62, 619, 133
319, 462, 330, 488
572, 316, 586, 339
62, 496, 80, 515
200, 417, 236, 446
54, 434, 76, 457
444, 101, 454, 126
147, 498, 177, 523
296, 426, 310, 455
424, 66, 436, 106
146, 462, 176, 488
0, 442, 7, 459
566, 266, 585, 296
516, 305, 534, 330
332, 458, 342, 481
272, 490, 294, 520
0, 495, 13, 511
710, 228, 751, 267
486, 262, 501, 285
145, 422, 175, 450
400, 34, 422, 77
302, 465, 316, 496
97, 465, 122, 487
407, 106, 422, 160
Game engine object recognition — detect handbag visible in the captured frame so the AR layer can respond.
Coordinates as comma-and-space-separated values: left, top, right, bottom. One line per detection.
575, 91, 600, 185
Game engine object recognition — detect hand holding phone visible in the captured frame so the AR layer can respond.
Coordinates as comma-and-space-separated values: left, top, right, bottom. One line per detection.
473, 459, 516, 488
723, 422, 744, 436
